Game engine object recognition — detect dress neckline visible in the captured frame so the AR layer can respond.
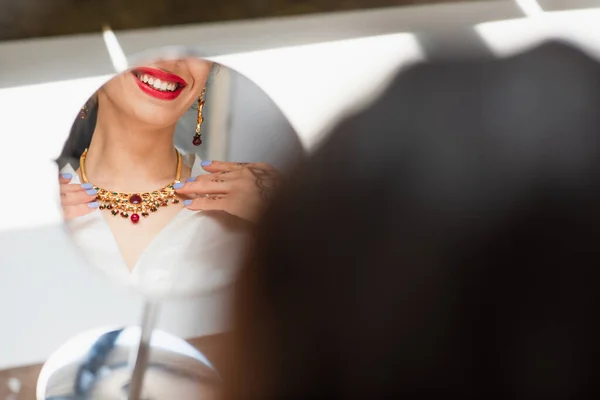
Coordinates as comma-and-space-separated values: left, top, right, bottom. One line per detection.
60, 153, 207, 278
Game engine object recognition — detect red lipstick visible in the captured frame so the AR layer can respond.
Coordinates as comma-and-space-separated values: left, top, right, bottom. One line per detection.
132, 67, 187, 101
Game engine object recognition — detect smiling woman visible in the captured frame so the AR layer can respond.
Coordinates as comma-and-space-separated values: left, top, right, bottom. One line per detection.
56, 56, 300, 304
38, 55, 303, 398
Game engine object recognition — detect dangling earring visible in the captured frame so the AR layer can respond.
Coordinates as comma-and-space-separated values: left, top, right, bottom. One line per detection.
192, 88, 206, 146
78, 104, 89, 119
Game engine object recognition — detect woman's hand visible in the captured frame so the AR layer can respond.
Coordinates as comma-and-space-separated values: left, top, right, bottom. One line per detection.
174, 161, 281, 224
59, 173, 100, 220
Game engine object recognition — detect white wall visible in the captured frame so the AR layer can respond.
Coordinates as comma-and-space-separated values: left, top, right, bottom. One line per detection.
2, 0, 600, 370
172, 66, 305, 171
226, 68, 305, 170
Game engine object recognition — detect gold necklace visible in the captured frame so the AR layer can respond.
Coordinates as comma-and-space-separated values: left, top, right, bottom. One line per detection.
79, 148, 182, 224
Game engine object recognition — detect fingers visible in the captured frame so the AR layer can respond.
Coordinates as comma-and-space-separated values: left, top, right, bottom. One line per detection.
59, 173, 73, 185
182, 195, 228, 211
58, 174, 98, 217
59, 173, 95, 194
200, 160, 276, 173
60, 183, 95, 195
61, 189, 97, 207
199, 160, 244, 173
60, 180, 97, 205
182, 194, 262, 223
174, 175, 232, 195
63, 202, 99, 221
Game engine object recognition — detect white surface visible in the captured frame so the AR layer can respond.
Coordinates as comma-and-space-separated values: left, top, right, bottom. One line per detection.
2, 0, 597, 89
475, 7, 600, 59
214, 33, 425, 149
0, 1, 518, 88
0, 226, 141, 370
0, 221, 236, 370
2, 2, 600, 369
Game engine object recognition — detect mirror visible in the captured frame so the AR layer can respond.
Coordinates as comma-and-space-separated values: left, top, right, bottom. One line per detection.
57, 56, 303, 301
37, 326, 221, 399
36, 56, 303, 399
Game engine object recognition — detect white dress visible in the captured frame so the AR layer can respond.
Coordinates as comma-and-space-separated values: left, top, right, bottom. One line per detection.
59, 153, 249, 337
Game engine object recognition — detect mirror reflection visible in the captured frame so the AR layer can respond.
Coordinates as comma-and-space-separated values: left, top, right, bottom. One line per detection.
57, 57, 301, 300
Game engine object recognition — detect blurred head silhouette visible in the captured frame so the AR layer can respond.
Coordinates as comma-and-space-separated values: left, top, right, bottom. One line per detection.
225, 41, 600, 399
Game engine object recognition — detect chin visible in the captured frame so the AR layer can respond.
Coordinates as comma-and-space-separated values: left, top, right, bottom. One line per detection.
135, 111, 181, 129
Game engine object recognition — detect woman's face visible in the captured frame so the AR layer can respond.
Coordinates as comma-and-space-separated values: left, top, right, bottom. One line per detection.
99, 58, 212, 128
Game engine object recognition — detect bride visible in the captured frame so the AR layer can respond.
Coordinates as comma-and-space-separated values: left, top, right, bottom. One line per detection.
57, 57, 280, 303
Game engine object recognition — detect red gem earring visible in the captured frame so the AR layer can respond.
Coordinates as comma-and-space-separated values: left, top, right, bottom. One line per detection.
192, 88, 206, 146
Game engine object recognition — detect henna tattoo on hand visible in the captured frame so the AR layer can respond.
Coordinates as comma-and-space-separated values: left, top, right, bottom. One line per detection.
207, 195, 225, 200
248, 167, 281, 201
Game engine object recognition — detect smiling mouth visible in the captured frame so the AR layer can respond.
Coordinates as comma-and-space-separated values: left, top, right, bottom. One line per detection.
134, 72, 182, 92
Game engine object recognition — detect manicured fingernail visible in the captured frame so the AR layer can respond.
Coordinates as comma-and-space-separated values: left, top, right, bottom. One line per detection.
86, 189, 97, 196
60, 173, 72, 180
173, 182, 184, 189
186, 177, 196, 182
201, 160, 213, 167
88, 202, 99, 209
81, 183, 94, 190
184, 200, 193, 206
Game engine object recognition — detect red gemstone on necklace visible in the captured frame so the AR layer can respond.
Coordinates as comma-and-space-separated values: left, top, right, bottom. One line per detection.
131, 213, 140, 223
193, 136, 202, 146
130, 194, 143, 204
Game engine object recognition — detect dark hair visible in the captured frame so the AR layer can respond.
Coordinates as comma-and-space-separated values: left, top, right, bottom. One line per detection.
226, 41, 600, 398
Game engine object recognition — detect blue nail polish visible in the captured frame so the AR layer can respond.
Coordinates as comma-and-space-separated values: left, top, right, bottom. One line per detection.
184, 200, 193, 206
201, 160, 213, 167
186, 177, 196, 183
88, 202, 99, 209
173, 182, 184, 189
86, 189, 97, 196
61, 173, 72, 180
81, 183, 94, 190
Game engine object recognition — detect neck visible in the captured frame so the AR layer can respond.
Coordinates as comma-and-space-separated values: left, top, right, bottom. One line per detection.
83, 95, 179, 192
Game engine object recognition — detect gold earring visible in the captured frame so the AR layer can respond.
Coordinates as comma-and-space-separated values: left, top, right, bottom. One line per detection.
192, 88, 206, 146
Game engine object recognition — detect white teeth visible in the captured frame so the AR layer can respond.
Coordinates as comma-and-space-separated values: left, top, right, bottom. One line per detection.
136, 73, 179, 91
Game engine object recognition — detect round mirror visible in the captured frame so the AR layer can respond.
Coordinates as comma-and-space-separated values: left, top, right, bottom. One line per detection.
57, 56, 303, 301
37, 326, 221, 399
